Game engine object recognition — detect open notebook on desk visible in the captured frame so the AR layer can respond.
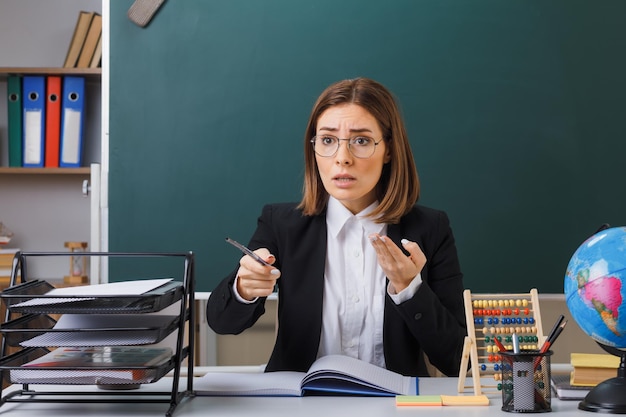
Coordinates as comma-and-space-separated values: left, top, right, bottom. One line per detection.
195, 354, 417, 397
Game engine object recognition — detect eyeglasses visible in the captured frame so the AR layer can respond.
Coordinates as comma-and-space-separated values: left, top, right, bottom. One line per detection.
310, 135, 383, 159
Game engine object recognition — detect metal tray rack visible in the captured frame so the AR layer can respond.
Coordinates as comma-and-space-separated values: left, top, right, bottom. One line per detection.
0, 251, 195, 417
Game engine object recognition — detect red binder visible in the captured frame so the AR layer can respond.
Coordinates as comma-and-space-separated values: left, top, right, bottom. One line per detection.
45, 76, 62, 167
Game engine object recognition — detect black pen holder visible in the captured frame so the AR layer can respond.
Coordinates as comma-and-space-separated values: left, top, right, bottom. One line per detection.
500, 350, 552, 413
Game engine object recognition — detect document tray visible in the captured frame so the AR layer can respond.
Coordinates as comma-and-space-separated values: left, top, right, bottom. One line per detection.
1, 280, 184, 314
1, 313, 180, 347
0, 314, 57, 347
0, 346, 175, 386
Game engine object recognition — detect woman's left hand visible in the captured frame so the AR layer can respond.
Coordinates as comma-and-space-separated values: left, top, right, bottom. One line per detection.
369, 234, 426, 293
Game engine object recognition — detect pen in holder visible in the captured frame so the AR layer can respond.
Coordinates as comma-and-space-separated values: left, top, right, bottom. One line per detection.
500, 350, 552, 413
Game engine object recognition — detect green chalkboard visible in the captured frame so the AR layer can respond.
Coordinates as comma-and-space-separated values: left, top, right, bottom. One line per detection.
109, 0, 626, 293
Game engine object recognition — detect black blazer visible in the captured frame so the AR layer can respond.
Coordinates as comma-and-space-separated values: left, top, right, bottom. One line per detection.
207, 203, 467, 377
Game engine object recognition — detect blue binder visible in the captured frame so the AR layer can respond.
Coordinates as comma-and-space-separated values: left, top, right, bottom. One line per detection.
22, 76, 46, 167
60, 76, 86, 167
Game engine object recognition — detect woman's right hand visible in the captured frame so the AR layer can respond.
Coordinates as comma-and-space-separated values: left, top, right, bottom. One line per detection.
235, 248, 281, 301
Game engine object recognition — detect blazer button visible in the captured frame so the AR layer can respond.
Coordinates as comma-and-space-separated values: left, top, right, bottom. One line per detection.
414, 313, 422, 320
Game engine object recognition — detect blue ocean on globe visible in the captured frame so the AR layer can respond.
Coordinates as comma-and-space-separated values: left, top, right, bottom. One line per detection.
565, 226, 626, 348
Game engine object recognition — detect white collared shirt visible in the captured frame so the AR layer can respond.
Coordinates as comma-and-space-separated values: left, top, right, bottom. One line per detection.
317, 198, 422, 367
315, 198, 386, 368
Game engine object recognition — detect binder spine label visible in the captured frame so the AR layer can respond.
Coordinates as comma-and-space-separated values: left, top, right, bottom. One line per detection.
61, 109, 82, 165
23, 111, 44, 165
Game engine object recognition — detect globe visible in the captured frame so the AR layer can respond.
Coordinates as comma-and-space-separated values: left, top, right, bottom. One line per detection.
565, 226, 626, 348
565, 226, 626, 413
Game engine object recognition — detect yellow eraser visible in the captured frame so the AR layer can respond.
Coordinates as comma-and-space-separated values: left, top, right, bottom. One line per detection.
396, 395, 442, 406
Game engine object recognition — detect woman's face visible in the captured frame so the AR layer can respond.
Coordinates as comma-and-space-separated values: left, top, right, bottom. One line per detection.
314, 103, 390, 214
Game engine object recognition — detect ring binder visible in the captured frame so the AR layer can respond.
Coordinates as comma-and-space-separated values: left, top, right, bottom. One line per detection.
22, 76, 46, 167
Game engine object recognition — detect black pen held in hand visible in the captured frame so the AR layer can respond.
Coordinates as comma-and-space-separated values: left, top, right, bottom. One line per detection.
225, 238, 272, 267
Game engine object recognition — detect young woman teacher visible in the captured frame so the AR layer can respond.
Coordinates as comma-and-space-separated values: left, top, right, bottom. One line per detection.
207, 77, 466, 377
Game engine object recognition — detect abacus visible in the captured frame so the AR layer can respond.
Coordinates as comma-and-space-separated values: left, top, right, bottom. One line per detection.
457, 288, 546, 395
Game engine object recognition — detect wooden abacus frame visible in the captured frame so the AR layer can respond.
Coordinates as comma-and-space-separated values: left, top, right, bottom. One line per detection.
457, 288, 546, 395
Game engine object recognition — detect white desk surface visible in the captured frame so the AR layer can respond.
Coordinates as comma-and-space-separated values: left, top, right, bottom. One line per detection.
0, 368, 590, 416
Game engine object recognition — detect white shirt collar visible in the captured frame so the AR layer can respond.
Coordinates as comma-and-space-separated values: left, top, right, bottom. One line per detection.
326, 197, 384, 238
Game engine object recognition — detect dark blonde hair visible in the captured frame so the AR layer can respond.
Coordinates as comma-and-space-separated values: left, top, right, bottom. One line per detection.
298, 78, 420, 224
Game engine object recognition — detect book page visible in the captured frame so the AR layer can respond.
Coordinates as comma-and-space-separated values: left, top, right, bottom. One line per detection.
194, 371, 305, 396
302, 355, 415, 395
44, 278, 173, 296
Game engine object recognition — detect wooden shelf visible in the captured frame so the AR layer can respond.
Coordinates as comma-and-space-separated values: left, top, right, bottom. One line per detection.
0, 67, 101, 81
0, 68, 100, 175
0, 167, 90, 175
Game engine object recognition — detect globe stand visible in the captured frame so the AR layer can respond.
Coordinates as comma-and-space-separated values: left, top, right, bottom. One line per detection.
579, 343, 626, 413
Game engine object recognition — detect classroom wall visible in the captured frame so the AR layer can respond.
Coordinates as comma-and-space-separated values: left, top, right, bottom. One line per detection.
108, 0, 626, 294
